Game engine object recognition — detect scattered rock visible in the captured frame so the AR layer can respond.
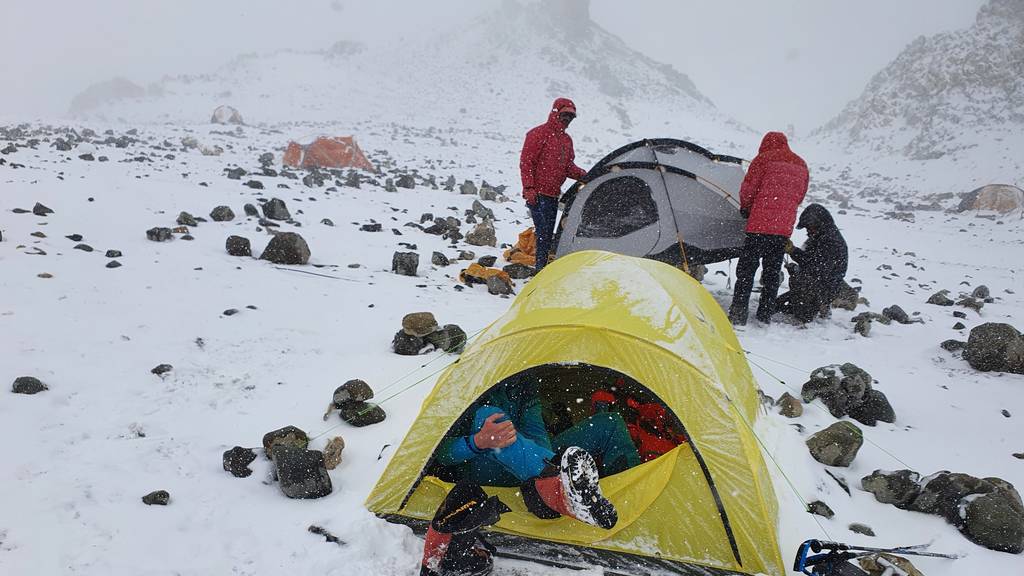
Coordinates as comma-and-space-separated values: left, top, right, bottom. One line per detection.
321, 218, 334, 227
244, 203, 259, 217
338, 402, 387, 427
323, 437, 345, 470
333, 380, 374, 405
226, 235, 252, 257
486, 275, 513, 295
477, 255, 498, 267
941, 339, 967, 352
37, 272, 53, 278
854, 316, 872, 337
262, 425, 310, 459
393, 330, 428, 355
848, 523, 875, 537
12, 376, 47, 394
432, 251, 450, 266
862, 469, 922, 508
142, 490, 170, 506
807, 501, 834, 519
963, 323, 1024, 374
391, 251, 419, 276
150, 364, 173, 376
74, 243, 93, 252
146, 227, 173, 242
801, 363, 873, 418
927, 290, 954, 306
503, 263, 534, 279
223, 308, 240, 316
106, 260, 122, 269
271, 446, 333, 499
105, 249, 122, 258
425, 324, 468, 354
66, 234, 83, 241
806, 421, 863, 467
957, 296, 984, 313
972, 285, 991, 300
776, 392, 803, 418
465, 221, 497, 247
832, 281, 862, 310
244, 179, 264, 190
176, 212, 198, 227
223, 446, 257, 478
471, 199, 495, 221
882, 305, 911, 324
224, 167, 246, 180
32, 202, 54, 216
210, 206, 235, 222
395, 174, 416, 189
847, 389, 896, 427
262, 198, 291, 220
402, 312, 439, 337
953, 322, 966, 330
458, 250, 476, 260
360, 222, 382, 232
459, 180, 478, 195
260, 232, 311, 265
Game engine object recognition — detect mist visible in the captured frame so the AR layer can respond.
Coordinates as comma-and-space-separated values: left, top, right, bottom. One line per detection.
2, 0, 986, 131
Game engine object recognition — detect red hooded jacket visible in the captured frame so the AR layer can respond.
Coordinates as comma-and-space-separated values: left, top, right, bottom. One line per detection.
520, 98, 587, 204
739, 132, 809, 237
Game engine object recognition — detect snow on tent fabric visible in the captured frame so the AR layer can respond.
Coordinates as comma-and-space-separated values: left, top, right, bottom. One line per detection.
958, 184, 1023, 214
553, 139, 748, 268
282, 136, 375, 172
366, 251, 785, 576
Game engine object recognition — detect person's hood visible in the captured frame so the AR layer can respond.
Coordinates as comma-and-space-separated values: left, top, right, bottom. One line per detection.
797, 203, 835, 230
758, 131, 790, 154
547, 97, 577, 129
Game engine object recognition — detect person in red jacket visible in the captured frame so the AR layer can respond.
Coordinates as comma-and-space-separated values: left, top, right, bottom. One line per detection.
520, 97, 588, 272
728, 132, 809, 326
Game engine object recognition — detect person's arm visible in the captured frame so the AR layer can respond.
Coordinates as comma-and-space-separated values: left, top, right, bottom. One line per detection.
519, 128, 544, 191
565, 137, 587, 181
517, 397, 553, 453
435, 434, 485, 467
739, 156, 765, 216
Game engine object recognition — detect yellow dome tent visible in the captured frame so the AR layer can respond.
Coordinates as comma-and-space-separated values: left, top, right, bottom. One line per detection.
366, 251, 784, 576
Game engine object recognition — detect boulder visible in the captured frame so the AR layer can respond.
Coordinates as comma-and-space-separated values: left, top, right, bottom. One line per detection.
425, 324, 468, 354
360, 222, 382, 232
244, 203, 259, 217
32, 202, 54, 216
209, 206, 235, 222
271, 446, 333, 499
854, 316, 872, 337
861, 469, 921, 508
244, 180, 264, 190
961, 480, 1024, 553
444, 175, 456, 191
338, 402, 387, 427
223, 446, 257, 478
459, 180, 478, 195
323, 437, 345, 470
848, 523, 875, 537
176, 211, 198, 227
142, 490, 170, 506
262, 425, 309, 459
487, 275, 513, 295
260, 232, 311, 265
395, 174, 416, 189
465, 222, 496, 247
832, 281, 861, 311
262, 198, 291, 221
12, 376, 47, 394
391, 251, 419, 276
479, 185, 498, 202
432, 252, 450, 267
801, 363, 873, 418
807, 500, 834, 519
806, 421, 863, 467
402, 312, 439, 337
963, 323, 1024, 374
225, 235, 252, 257
957, 296, 985, 312
393, 330, 428, 355
927, 289, 954, 306
471, 199, 495, 221
477, 255, 498, 268
908, 471, 990, 522
503, 263, 534, 279
882, 305, 911, 324
146, 227, 172, 242
847, 389, 895, 426
333, 380, 374, 405
776, 392, 803, 418
972, 285, 991, 300
105, 250, 122, 258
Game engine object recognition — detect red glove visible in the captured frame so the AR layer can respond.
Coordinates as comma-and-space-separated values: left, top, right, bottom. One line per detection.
523, 187, 537, 206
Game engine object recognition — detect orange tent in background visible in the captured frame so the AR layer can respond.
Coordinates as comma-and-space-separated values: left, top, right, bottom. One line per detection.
283, 136, 375, 172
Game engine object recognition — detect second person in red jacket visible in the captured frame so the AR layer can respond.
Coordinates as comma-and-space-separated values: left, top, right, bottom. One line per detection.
520, 97, 588, 272
728, 131, 809, 326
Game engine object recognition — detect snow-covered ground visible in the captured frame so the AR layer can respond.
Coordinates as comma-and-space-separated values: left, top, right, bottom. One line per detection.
2, 114, 1021, 576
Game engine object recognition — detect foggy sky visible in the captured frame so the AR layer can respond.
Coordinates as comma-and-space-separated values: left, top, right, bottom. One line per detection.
1, 0, 987, 131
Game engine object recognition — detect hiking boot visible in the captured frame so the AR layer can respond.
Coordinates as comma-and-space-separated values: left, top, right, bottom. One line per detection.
522, 446, 617, 530
728, 308, 748, 326
420, 483, 510, 576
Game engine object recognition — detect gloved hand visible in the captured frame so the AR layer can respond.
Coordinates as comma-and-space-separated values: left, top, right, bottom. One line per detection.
784, 239, 794, 254
740, 208, 750, 219
523, 187, 538, 206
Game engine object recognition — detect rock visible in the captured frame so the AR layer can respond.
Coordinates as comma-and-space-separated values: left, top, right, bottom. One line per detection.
459, 180, 478, 195
142, 490, 170, 506
176, 211, 198, 226
832, 281, 861, 310
223, 308, 239, 316
432, 251, 450, 266
882, 305, 911, 324
12, 376, 47, 394
392, 251, 419, 276
479, 185, 498, 202
333, 380, 374, 405
210, 206, 235, 222
963, 323, 1024, 374
848, 523, 875, 537
857, 554, 924, 576
953, 322, 967, 330
74, 243, 93, 252
402, 312, 439, 337
323, 437, 345, 470
847, 389, 896, 426
487, 275, 513, 295
941, 339, 967, 352
957, 296, 984, 312
854, 316, 872, 337
360, 222, 382, 232
262, 425, 309, 459
801, 363, 873, 418
503, 263, 534, 279
32, 202, 54, 216
953, 310, 967, 319
260, 232, 311, 265
807, 501, 834, 519
927, 289, 954, 306
150, 364, 173, 376
243, 203, 259, 217
465, 221, 497, 247
861, 469, 921, 508
425, 324, 468, 354
271, 446, 333, 499
393, 330, 427, 355
338, 402, 387, 427
262, 198, 291, 220
908, 471, 990, 522
225, 167, 246, 180
244, 179, 264, 190
477, 255, 498, 268
395, 174, 416, 189
66, 234, 83, 242
106, 260, 122, 269
444, 175, 456, 191
259, 152, 274, 166
225, 235, 252, 257
146, 227, 172, 242
222, 446, 257, 478
471, 199, 495, 221
776, 392, 803, 418
806, 421, 863, 467
321, 218, 334, 227
972, 285, 991, 300
459, 250, 476, 260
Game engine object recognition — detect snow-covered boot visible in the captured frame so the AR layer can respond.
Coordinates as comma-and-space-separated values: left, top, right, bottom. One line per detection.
521, 446, 617, 529
420, 483, 510, 576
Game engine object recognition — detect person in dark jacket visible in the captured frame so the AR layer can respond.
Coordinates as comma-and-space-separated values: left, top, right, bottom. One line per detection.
520, 98, 588, 272
776, 204, 849, 323
728, 132, 809, 325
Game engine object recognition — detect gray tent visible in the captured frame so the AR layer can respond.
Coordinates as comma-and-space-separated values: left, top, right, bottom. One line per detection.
553, 139, 747, 268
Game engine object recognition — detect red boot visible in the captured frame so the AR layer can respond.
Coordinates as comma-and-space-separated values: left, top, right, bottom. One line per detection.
420, 483, 510, 576
521, 446, 618, 529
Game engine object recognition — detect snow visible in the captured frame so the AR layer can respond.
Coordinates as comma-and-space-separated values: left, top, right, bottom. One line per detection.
2, 4, 1023, 576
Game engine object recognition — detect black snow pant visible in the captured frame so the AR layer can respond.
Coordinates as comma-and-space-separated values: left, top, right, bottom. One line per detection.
729, 233, 788, 324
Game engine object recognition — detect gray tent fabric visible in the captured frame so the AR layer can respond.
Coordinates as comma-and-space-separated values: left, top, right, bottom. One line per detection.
554, 139, 747, 266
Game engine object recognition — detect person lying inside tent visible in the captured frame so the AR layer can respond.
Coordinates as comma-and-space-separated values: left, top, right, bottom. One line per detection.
434, 377, 641, 530
776, 204, 849, 323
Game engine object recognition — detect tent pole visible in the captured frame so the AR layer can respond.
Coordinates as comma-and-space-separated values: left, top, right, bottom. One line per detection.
646, 141, 692, 275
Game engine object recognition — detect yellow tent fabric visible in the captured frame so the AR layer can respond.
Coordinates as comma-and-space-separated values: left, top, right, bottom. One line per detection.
365, 250, 784, 576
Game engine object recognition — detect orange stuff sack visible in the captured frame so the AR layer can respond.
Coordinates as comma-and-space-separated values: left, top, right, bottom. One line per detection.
459, 263, 513, 288
502, 227, 536, 267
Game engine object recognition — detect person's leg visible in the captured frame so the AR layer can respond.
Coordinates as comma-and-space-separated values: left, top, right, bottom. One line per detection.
552, 412, 640, 476
470, 406, 554, 483
729, 234, 762, 324
532, 195, 558, 271
755, 236, 786, 323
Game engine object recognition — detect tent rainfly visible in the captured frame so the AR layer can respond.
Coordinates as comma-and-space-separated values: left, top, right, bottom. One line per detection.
282, 136, 375, 172
957, 184, 1023, 214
